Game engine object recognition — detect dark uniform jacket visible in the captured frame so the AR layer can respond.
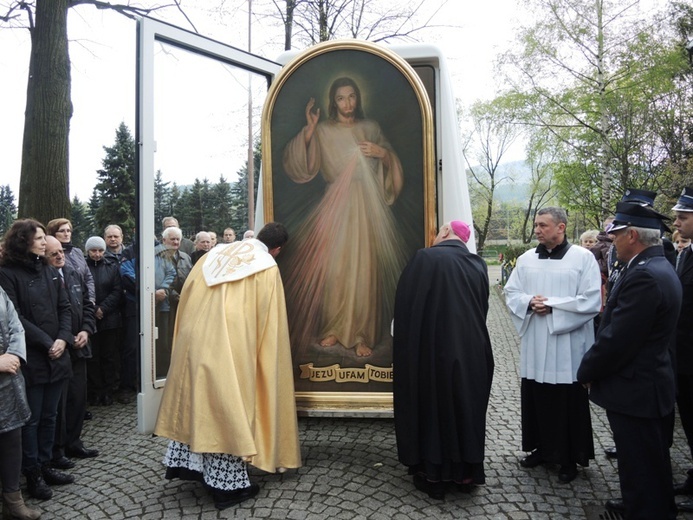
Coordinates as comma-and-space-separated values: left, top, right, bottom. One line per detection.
0, 256, 73, 386
577, 246, 681, 418
676, 247, 693, 375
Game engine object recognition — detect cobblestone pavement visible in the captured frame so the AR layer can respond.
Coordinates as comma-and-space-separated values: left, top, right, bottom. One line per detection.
29, 266, 693, 519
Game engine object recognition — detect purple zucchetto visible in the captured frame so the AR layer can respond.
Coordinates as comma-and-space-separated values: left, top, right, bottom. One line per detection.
450, 221, 471, 243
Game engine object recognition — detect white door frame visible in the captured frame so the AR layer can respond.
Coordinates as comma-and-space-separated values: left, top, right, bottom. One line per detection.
136, 17, 281, 433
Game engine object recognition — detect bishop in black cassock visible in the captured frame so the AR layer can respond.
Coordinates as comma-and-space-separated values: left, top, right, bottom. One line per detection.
393, 221, 494, 500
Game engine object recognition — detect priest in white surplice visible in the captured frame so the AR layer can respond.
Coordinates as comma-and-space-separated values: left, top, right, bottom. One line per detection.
504, 207, 602, 483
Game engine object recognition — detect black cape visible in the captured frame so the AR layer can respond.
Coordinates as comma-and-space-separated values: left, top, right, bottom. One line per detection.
393, 240, 494, 483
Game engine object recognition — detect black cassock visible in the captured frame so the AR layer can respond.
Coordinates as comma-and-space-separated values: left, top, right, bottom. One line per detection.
393, 240, 494, 484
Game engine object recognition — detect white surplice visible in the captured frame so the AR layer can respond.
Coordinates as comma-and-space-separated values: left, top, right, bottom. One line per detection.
504, 245, 602, 384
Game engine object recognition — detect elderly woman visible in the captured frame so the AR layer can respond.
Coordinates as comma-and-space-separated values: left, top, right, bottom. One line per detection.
46, 218, 95, 303
579, 229, 600, 249
0, 285, 40, 519
85, 236, 122, 406
0, 220, 74, 501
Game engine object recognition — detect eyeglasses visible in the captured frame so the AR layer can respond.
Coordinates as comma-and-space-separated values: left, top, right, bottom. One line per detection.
48, 250, 65, 258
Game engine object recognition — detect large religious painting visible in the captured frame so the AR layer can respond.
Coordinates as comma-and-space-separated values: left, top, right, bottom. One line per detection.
262, 40, 435, 412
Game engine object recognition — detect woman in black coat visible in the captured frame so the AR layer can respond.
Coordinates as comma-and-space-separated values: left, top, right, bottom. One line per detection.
85, 236, 122, 406
0, 219, 74, 501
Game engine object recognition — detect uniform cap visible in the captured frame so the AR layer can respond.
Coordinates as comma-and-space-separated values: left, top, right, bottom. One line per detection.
672, 187, 693, 213
609, 202, 671, 233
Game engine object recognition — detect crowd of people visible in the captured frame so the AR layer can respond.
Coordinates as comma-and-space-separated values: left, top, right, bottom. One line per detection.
5, 186, 693, 519
505, 187, 693, 519
0, 216, 252, 518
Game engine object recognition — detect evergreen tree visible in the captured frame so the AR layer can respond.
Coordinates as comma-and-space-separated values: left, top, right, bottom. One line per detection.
207, 175, 234, 235
88, 188, 103, 235
175, 178, 207, 236
70, 196, 94, 249
154, 169, 171, 228
229, 143, 261, 232
168, 183, 181, 223
0, 185, 17, 237
93, 122, 136, 236
173, 185, 192, 234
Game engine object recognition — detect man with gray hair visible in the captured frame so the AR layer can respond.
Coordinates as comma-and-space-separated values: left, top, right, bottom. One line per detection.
103, 225, 125, 264
162, 216, 194, 255
505, 207, 602, 483
158, 227, 192, 375
578, 201, 680, 519
191, 231, 212, 266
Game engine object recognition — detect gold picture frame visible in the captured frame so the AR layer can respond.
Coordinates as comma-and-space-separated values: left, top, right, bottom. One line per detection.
262, 40, 436, 413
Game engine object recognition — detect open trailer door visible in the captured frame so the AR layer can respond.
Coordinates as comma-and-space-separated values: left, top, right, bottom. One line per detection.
136, 17, 280, 433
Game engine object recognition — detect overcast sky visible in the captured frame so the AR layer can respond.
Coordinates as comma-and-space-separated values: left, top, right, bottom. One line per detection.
0, 0, 525, 202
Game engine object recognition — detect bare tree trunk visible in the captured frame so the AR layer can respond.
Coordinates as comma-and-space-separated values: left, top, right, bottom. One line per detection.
284, 0, 295, 50
596, 0, 610, 218
478, 192, 493, 254
18, 0, 72, 223
318, 0, 328, 41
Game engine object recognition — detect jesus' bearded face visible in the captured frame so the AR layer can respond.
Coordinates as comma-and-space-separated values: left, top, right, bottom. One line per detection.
333, 86, 358, 122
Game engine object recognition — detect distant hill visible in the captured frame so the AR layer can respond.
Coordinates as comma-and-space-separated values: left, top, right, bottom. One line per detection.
467, 160, 533, 203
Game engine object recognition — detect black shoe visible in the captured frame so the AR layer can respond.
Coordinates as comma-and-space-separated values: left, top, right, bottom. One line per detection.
24, 466, 53, 500
675, 479, 693, 496
520, 450, 544, 468
604, 446, 617, 459
101, 394, 114, 406
605, 499, 626, 513
41, 466, 75, 486
679, 499, 693, 513
66, 445, 99, 459
212, 483, 260, 510
84, 410, 93, 420
456, 482, 475, 493
50, 456, 75, 470
558, 464, 577, 483
413, 474, 445, 500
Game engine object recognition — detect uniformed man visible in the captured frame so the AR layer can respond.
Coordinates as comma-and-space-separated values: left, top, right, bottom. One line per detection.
671, 187, 693, 512
578, 201, 681, 520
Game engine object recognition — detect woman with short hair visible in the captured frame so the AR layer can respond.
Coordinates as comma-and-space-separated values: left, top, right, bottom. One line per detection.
0, 219, 74, 501
46, 218, 95, 302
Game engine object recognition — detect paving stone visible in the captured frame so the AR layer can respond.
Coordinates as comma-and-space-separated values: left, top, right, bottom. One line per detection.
29, 270, 693, 518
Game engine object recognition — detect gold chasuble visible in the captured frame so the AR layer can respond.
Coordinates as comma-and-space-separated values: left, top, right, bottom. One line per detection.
154, 239, 301, 473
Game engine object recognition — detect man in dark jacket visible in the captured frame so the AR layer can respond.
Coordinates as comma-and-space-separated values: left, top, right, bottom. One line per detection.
577, 202, 681, 519
671, 188, 693, 512
393, 221, 494, 500
45, 236, 98, 467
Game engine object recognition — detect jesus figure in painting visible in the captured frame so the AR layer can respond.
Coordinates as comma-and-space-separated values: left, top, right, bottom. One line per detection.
282, 76, 405, 358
